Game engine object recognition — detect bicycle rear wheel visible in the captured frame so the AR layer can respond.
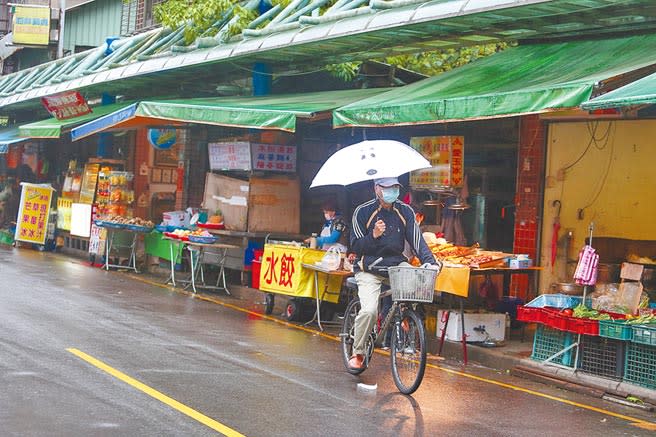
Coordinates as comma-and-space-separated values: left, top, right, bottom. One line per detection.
340, 298, 366, 375
390, 308, 427, 394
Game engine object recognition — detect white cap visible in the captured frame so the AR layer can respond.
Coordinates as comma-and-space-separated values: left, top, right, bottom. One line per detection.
374, 177, 402, 187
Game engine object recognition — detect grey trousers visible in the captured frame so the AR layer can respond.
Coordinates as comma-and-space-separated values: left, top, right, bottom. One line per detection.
352, 271, 383, 355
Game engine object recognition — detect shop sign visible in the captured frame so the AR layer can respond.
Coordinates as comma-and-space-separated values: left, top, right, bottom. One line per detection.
148, 128, 177, 150
409, 136, 465, 188
251, 143, 296, 172
14, 183, 53, 245
41, 91, 92, 120
12, 5, 50, 46
208, 141, 251, 171
258, 245, 342, 303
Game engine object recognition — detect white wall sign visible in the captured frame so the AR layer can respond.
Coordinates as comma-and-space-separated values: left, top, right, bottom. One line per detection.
208, 141, 252, 171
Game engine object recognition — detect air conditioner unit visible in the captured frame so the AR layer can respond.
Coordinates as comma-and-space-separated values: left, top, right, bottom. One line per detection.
50, 29, 59, 42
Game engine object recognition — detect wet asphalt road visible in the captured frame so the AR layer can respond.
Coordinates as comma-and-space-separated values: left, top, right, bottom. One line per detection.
1, 247, 655, 437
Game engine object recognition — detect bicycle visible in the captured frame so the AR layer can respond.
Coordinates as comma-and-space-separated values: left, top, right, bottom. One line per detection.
340, 264, 440, 394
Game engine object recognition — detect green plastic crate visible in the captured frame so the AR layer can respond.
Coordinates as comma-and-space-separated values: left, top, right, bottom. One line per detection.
578, 335, 625, 380
624, 343, 656, 389
632, 325, 656, 346
598, 319, 633, 341
531, 325, 574, 367
0, 230, 13, 245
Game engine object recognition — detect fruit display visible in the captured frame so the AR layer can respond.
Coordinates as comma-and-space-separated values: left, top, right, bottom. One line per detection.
96, 170, 134, 218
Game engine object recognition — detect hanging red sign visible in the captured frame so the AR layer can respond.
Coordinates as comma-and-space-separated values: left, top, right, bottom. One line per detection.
41, 91, 92, 120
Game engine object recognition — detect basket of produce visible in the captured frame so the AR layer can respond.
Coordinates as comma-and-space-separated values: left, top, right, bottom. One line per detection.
126, 224, 154, 233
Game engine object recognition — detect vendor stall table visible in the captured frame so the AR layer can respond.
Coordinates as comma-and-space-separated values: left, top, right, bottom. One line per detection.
301, 263, 352, 331
471, 266, 542, 300
97, 224, 152, 273
162, 236, 238, 294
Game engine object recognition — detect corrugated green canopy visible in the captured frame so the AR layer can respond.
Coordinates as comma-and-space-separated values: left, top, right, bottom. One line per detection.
334, 34, 656, 127
136, 88, 390, 132
582, 71, 656, 110
19, 102, 135, 138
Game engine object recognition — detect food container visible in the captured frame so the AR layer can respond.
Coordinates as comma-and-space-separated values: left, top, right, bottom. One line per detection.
550, 282, 584, 295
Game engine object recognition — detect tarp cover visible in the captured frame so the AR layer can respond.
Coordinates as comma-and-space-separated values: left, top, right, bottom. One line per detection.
136, 88, 390, 132
333, 34, 656, 127
19, 102, 135, 138
582, 70, 656, 110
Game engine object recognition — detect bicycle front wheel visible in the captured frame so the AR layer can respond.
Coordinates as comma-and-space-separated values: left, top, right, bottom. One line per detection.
390, 308, 427, 394
340, 298, 366, 375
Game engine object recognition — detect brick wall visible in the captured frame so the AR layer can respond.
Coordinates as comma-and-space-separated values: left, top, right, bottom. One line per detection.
511, 115, 546, 298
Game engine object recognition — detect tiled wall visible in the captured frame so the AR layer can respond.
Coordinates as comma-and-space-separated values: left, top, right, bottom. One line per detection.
511, 115, 546, 298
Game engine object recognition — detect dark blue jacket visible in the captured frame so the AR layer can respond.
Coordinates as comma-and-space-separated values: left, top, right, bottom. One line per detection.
350, 198, 436, 273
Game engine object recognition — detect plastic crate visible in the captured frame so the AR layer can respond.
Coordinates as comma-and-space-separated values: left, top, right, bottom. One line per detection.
578, 335, 625, 380
516, 306, 544, 323
598, 319, 633, 341
525, 294, 582, 309
631, 325, 656, 346
531, 325, 574, 367
624, 343, 656, 389
543, 309, 569, 331
566, 317, 599, 336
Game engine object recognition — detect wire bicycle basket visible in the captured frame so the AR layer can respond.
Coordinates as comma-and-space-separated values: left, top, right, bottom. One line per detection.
388, 266, 438, 303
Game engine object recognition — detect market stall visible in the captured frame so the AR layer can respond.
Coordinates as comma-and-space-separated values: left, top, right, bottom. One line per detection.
517, 227, 656, 387
258, 242, 345, 322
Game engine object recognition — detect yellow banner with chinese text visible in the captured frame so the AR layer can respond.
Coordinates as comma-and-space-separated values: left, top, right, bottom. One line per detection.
15, 183, 54, 245
12, 6, 50, 46
259, 244, 343, 303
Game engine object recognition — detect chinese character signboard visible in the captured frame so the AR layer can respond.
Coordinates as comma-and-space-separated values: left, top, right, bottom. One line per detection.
409, 136, 465, 188
15, 183, 54, 245
208, 141, 251, 171
12, 5, 50, 46
258, 244, 341, 302
251, 143, 296, 172
41, 91, 92, 120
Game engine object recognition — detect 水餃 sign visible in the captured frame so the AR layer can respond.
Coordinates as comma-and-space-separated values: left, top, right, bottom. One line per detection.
12, 5, 50, 46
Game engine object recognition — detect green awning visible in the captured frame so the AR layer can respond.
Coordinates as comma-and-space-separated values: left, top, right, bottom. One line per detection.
136, 88, 390, 132
19, 102, 135, 138
334, 34, 656, 127
0, 126, 29, 153
582, 71, 656, 110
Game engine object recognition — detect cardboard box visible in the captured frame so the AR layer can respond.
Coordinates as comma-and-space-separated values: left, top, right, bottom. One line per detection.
162, 210, 188, 228
437, 310, 506, 342
508, 258, 533, 269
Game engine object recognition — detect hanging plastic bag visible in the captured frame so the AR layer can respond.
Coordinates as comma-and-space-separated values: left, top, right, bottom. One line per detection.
320, 246, 342, 270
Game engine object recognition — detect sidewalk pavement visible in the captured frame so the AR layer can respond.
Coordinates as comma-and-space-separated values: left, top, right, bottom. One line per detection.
138, 264, 656, 406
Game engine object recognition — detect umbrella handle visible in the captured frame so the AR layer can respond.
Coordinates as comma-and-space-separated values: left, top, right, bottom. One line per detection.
552, 199, 561, 217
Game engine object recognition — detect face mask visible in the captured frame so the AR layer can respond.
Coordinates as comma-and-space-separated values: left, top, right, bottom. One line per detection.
324, 212, 333, 221
380, 187, 399, 204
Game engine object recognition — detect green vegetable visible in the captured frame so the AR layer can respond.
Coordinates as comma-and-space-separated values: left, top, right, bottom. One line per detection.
571, 304, 611, 320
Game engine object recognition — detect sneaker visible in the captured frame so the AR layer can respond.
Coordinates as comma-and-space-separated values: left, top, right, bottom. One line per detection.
348, 354, 365, 370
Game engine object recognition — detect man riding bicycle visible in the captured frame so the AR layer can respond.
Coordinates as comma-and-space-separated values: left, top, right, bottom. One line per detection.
347, 177, 441, 370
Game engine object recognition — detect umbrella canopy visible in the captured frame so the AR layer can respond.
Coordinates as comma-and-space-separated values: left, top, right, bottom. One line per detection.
310, 140, 430, 188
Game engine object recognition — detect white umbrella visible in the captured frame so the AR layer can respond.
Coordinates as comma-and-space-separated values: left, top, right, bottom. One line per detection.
310, 140, 431, 188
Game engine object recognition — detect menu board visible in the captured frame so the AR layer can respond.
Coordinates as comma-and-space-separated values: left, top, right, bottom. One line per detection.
78, 163, 100, 204
409, 136, 464, 188
208, 141, 252, 171
251, 143, 296, 173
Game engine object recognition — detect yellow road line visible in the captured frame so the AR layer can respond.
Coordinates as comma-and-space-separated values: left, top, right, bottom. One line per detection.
125, 273, 655, 428
67, 348, 246, 437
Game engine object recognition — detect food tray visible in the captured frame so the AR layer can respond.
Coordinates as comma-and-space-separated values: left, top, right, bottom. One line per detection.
163, 232, 179, 239
126, 224, 154, 233
100, 221, 126, 230
598, 319, 633, 341
197, 222, 225, 230
632, 324, 656, 346
188, 235, 218, 244
155, 224, 169, 233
